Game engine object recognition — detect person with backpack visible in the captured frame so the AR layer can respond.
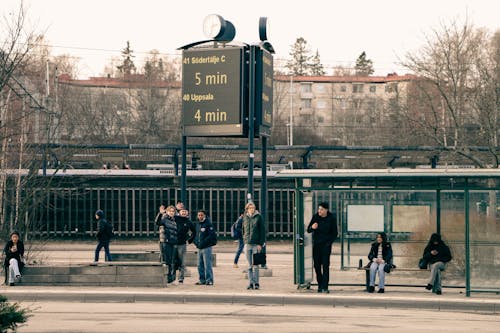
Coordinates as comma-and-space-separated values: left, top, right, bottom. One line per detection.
94, 209, 113, 263
231, 212, 244, 268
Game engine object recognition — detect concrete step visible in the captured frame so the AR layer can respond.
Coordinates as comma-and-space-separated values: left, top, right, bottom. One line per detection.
15, 263, 192, 287
107, 251, 217, 266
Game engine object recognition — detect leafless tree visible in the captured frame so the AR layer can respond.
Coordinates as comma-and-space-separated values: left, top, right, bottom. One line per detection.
401, 18, 499, 167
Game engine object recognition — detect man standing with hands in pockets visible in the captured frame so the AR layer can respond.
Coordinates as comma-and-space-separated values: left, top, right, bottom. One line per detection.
307, 202, 338, 293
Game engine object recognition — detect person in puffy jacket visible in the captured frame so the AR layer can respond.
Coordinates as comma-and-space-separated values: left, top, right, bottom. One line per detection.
158, 205, 178, 283
422, 233, 452, 295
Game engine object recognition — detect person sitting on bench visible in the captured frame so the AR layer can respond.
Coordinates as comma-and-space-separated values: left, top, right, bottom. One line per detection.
367, 232, 393, 293
422, 233, 452, 295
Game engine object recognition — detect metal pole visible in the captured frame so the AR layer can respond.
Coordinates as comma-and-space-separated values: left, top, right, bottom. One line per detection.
436, 189, 441, 234
261, 135, 268, 232
464, 179, 470, 297
289, 75, 293, 146
181, 135, 187, 204
247, 46, 256, 203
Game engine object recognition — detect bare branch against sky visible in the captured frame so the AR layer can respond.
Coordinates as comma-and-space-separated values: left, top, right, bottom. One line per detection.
2, 0, 498, 78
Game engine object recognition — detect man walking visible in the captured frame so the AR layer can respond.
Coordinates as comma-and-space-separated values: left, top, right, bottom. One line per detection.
94, 210, 113, 263
306, 202, 338, 293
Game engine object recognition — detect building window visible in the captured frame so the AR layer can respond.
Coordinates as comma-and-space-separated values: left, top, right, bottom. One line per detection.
301, 99, 312, 109
340, 85, 346, 92
369, 85, 376, 93
385, 83, 397, 93
352, 84, 364, 93
316, 84, 327, 93
301, 83, 312, 93
316, 100, 327, 109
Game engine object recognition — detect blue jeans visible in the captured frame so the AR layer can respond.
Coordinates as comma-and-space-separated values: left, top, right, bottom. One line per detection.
369, 261, 386, 288
429, 261, 446, 292
197, 246, 213, 283
176, 244, 187, 281
94, 241, 112, 262
245, 244, 260, 286
234, 238, 244, 264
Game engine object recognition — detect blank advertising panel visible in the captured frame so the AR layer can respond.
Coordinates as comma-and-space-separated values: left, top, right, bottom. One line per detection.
392, 205, 431, 232
347, 205, 384, 232
182, 47, 246, 136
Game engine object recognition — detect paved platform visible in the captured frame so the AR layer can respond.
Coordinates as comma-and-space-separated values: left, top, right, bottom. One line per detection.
1, 240, 499, 313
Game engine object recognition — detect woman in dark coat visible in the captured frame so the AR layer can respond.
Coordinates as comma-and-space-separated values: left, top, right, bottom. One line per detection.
3, 231, 25, 286
422, 233, 452, 295
367, 232, 393, 293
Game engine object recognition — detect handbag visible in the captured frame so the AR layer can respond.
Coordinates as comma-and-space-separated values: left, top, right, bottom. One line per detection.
418, 258, 428, 269
383, 262, 394, 273
253, 252, 267, 266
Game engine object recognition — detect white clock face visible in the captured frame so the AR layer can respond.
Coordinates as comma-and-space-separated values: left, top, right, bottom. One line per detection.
203, 14, 223, 39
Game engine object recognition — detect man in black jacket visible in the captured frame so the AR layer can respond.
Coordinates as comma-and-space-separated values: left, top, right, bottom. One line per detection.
306, 202, 338, 293
191, 210, 216, 285
175, 208, 195, 283
94, 210, 113, 263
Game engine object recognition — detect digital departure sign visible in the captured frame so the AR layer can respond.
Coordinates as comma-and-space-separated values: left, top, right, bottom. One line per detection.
255, 47, 273, 136
182, 47, 246, 136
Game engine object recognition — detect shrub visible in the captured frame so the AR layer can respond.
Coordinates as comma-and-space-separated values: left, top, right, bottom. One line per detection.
0, 295, 31, 333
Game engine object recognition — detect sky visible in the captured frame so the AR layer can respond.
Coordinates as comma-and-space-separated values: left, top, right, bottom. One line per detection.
3, 0, 499, 78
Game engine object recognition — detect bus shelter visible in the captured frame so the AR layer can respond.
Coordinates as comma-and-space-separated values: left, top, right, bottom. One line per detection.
276, 169, 500, 296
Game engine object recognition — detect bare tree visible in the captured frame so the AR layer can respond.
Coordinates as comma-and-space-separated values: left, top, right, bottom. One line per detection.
401, 18, 499, 167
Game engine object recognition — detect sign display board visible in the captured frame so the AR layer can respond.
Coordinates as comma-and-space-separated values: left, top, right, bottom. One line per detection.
182, 47, 246, 136
347, 205, 384, 232
255, 47, 273, 136
392, 205, 431, 232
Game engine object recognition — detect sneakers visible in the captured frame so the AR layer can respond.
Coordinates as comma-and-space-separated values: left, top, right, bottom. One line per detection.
9, 283, 14, 286
206, 281, 213, 286
317, 288, 323, 293
435, 290, 442, 295
178, 280, 183, 284
14, 275, 21, 283
322, 289, 330, 294
247, 285, 254, 290
425, 284, 433, 290
233, 264, 239, 268
254, 283, 260, 290
195, 281, 206, 285
368, 286, 375, 293
377, 288, 385, 293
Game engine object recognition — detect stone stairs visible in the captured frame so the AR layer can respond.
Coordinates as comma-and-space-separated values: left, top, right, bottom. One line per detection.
18, 263, 168, 287
7, 251, 217, 287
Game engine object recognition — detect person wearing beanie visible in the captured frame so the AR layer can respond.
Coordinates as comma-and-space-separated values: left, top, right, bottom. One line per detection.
94, 209, 113, 263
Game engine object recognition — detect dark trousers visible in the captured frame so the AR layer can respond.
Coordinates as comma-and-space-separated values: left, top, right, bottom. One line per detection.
161, 242, 176, 282
233, 238, 244, 264
312, 242, 332, 291
94, 241, 112, 262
